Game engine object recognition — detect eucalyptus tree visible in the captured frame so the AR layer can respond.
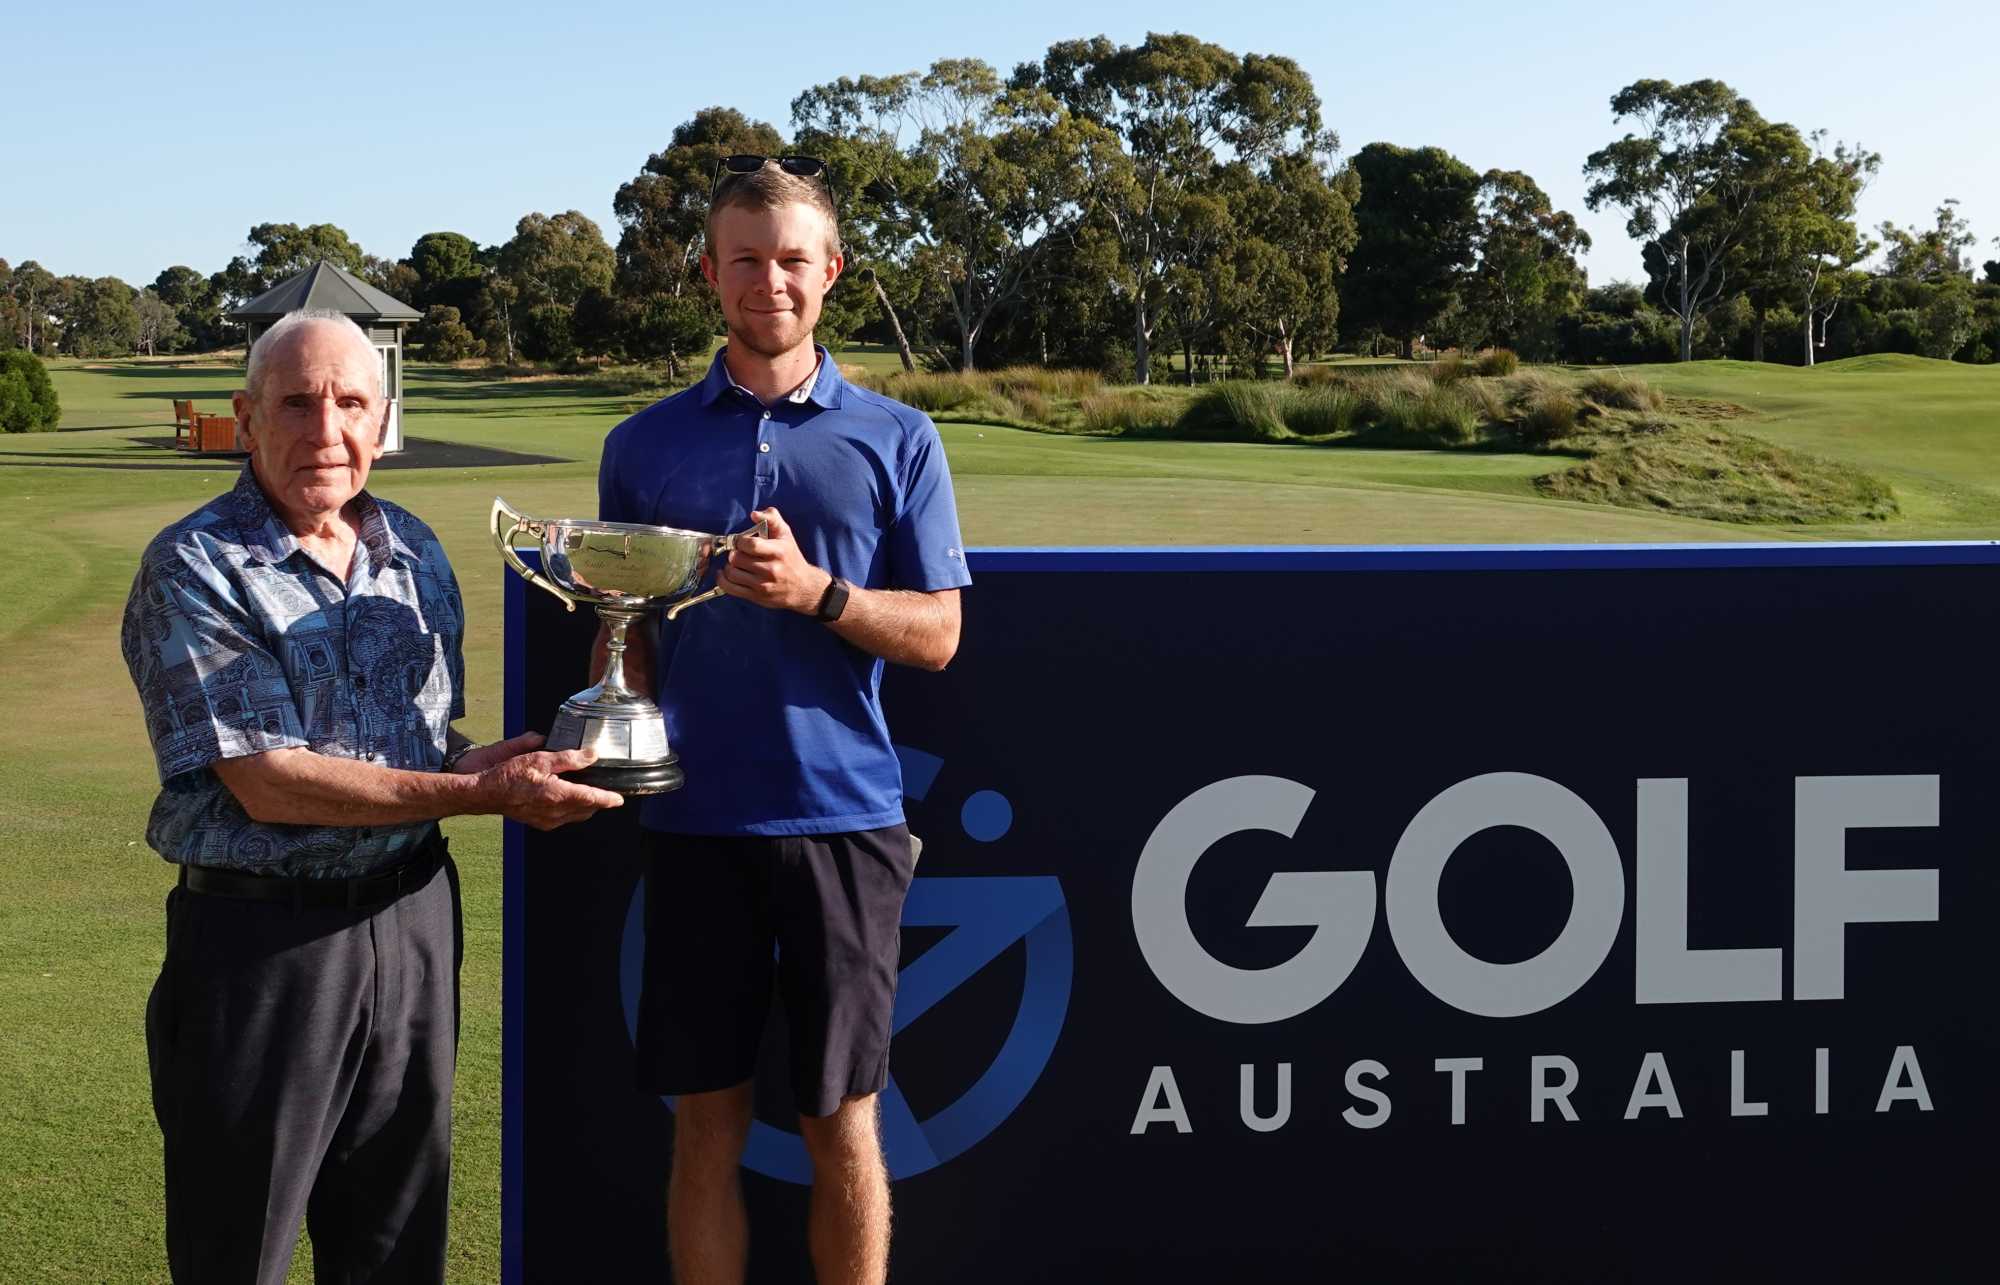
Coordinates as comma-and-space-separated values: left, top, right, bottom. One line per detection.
8, 260, 57, 352
400, 231, 486, 313
1154, 185, 1234, 381
1017, 34, 1324, 383
498, 211, 615, 312
1585, 79, 1789, 362
1879, 200, 1978, 283
1732, 136, 1878, 364
791, 78, 928, 369
1461, 169, 1590, 359
795, 59, 1114, 371
151, 265, 227, 351
1343, 142, 1481, 358
1221, 148, 1359, 377
213, 223, 377, 303
613, 107, 785, 300
0, 260, 15, 350
133, 288, 183, 356
61, 276, 141, 357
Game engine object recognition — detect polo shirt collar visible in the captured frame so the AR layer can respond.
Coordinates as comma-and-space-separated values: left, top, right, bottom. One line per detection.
228, 462, 417, 574
697, 345, 846, 411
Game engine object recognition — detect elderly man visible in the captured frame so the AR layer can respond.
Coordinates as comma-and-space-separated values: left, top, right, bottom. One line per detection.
121, 309, 621, 1284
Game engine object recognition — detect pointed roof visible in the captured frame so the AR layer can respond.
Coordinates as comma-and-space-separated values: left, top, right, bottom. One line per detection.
226, 260, 420, 323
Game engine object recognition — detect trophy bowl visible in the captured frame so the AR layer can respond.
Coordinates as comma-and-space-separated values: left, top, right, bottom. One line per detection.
491, 497, 763, 795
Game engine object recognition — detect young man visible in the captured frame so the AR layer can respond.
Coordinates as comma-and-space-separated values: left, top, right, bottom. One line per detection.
596, 157, 970, 1284
122, 310, 622, 1283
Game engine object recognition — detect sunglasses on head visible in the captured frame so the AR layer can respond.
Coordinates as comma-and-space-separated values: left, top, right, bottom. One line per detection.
711, 154, 831, 193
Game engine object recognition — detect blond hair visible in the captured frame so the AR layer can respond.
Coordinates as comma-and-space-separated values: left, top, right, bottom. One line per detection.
706, 166, 842, 260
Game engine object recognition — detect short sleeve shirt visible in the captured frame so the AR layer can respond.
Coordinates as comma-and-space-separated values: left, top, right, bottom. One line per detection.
120, 465, 466, 877
598, 346, 971, 835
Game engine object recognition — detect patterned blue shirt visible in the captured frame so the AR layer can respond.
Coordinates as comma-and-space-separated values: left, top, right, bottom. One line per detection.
121, 465, 466, 877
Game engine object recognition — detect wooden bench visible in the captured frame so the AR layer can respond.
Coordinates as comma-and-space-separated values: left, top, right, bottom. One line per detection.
193, 414, 240, 454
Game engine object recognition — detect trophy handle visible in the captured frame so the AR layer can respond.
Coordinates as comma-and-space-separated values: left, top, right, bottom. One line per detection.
490, 496, 581, 613
663, 518, 771, 621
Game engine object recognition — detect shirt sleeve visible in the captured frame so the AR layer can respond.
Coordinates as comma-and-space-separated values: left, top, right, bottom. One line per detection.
598, 423, 632, 523
888, 417, 973, 592
441, 560, 468, 722
120, 544, 309, 785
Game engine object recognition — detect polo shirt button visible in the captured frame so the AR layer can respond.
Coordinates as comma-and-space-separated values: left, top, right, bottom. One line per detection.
761, 411, 771, 420
354, 674, 369, 691
759, 442, 771, 453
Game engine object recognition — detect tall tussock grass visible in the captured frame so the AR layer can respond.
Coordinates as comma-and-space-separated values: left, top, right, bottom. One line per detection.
1176, 382, 1292, 441
873, 370, 981, 413
1282, 385, 1362, 436
852, 357, 1664, 455
1080, 392, 1178, 434
986, 366, 1103, 401
1577, 371, 1666, 411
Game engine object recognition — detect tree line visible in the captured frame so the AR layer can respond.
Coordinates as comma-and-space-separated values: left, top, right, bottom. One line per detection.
5, 34, 1998, 379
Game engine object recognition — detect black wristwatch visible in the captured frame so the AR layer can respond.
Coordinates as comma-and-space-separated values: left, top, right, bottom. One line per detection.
814, 573, 851, 623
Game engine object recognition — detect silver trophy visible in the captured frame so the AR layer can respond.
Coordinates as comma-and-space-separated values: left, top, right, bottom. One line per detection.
490, 497, 764, 796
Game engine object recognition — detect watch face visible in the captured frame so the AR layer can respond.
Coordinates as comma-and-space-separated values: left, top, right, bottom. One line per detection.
819, 576, 850, 621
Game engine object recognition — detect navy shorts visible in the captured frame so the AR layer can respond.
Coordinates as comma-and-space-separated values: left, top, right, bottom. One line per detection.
634, 824, 915, 1118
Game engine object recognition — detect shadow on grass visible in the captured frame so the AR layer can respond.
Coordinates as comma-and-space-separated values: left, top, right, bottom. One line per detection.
1081, 423, 1588, 459
402, 401, 644, 420
1, 437, 568, 471
54, 419, 173, 432
113, 390, 239, 403
377, 439, 570, 469
70, 361, 243, 379
410, 369, 661, 402
1, 457, 222, 471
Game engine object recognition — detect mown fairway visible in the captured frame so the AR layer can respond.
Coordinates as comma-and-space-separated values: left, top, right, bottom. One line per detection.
2, 352, 1993, 1281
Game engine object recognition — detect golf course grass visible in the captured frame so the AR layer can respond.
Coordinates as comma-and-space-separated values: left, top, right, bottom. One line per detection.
1, 349, 1993, 1281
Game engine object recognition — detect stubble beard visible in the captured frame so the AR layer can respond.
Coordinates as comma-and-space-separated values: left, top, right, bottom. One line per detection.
727, 304, 819, 363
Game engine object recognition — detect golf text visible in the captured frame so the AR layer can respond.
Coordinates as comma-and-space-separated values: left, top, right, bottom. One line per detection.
1129, 772, 1940, 1132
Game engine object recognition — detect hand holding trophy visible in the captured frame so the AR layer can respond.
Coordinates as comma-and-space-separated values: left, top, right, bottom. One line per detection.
491, 497, 765, 795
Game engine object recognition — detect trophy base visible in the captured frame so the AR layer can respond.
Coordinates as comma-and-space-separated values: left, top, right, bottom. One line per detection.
564, 754, 684, 797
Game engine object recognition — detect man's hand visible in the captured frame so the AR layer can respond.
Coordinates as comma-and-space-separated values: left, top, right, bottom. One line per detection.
718, 508, 829, 614
709, 505, 961, 670
452, 731, 547, 775
474, 746, 624, 830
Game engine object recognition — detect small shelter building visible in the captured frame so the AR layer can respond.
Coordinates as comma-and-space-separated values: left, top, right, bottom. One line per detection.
227, 261, 421, 453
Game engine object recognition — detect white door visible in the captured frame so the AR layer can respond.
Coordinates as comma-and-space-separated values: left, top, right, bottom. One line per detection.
376, 345, 403, 453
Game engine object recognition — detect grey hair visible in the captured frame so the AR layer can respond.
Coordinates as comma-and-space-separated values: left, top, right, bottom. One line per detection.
244, 309, 384, 403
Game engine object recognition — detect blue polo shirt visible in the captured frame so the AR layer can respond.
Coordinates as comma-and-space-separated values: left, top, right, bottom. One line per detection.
598, 346, 971, 835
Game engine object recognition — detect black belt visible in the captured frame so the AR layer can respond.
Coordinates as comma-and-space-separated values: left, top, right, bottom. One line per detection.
178, 833, 448, 911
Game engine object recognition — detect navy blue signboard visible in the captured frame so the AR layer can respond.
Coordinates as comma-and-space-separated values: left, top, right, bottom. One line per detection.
503, 545, 1998, 1282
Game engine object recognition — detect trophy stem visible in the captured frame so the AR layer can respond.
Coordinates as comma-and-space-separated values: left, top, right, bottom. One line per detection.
598, 605, 640, 699
542, 601, 682, 795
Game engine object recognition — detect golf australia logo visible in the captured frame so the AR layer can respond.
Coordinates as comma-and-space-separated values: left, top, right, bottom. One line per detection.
619, 746, 1072, 1181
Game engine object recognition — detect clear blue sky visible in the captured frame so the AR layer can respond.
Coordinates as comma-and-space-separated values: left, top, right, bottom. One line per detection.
6, 0, 1993, 291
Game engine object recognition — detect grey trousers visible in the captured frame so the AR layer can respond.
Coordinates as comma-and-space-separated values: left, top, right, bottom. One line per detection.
146, 857, 461, 1284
